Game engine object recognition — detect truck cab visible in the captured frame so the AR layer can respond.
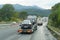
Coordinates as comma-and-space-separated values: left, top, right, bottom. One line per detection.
27, 15, 37, 25
37, 18, 43, 26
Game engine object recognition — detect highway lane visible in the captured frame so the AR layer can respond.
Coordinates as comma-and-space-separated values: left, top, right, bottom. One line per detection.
31, 22, 57, 40
0, 24, 19, 40
0, 21, 57, 40
0, 24, 33, 40
5, 33, 33, 40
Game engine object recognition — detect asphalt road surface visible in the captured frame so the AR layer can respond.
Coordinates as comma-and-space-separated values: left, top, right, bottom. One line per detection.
0, 18, 57, 40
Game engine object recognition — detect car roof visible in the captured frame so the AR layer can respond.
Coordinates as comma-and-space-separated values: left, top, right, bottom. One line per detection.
22, 20, 31, 24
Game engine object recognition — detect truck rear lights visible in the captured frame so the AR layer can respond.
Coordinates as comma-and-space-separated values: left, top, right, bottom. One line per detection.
27, 30, 32, 32
18, 29, 22, 32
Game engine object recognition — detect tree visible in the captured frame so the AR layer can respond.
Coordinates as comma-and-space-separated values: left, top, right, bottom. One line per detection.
19, 11, 28, 20
1, 4, 15, 21
10, 12, 19, 21
49, 3, 60, 27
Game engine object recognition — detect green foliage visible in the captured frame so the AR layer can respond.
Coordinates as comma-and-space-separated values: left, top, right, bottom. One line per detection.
0, 4, 15, 21
19, 11, 28, 20
49, 3, 60, 27
0, 4, 28, 22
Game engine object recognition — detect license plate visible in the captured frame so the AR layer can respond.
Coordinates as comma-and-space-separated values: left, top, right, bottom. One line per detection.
24, 31, 26, 32
23, 30, 27, 32
24, 26, 27, 28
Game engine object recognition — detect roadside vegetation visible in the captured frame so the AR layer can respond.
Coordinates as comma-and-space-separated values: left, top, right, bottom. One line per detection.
48, 3, 60, 40
0, 4, 28, 23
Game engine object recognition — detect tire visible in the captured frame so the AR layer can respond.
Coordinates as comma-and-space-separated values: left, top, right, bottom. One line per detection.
35, 27, 36, 31
35, 26, 37, 30
33, 28, 35, 33
35, 27, 37, 31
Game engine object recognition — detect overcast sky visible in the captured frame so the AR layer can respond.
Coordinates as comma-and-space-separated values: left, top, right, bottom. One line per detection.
0, 0, 60, 9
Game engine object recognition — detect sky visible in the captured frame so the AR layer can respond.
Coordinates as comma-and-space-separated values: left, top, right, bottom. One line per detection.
0, 0, 60, 9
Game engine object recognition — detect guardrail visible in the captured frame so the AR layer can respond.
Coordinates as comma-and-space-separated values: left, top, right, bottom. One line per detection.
47, 25, 60, 36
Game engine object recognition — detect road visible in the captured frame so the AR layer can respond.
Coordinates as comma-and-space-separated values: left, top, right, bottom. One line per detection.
0, 18, 57, 40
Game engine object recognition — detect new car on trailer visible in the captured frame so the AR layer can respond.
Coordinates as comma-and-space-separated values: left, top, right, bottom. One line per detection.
18, 20, 37, 33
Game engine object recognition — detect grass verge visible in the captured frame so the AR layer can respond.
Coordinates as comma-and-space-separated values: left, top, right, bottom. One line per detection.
47, 25, 60, 40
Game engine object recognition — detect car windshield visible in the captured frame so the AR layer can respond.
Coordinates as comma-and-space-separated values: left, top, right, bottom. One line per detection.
22, 20, 31, 24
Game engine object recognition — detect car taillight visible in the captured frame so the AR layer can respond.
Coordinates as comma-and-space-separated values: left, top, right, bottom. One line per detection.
27, 30, 32, 32
18, 29, 22, 32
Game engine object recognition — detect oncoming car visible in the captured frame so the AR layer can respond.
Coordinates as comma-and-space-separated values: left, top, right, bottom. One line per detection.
18, 20, 37, 34
11, 22, 18, 26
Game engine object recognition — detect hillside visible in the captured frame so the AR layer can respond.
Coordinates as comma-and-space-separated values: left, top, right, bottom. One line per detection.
0, 4, 51, 16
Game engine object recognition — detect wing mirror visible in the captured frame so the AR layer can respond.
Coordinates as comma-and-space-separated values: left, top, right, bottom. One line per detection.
19, 24, 22, 26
